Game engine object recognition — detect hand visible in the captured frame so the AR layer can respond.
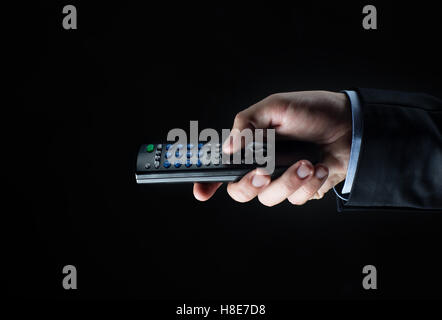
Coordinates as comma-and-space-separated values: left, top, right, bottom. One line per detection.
193, 91, 352, 206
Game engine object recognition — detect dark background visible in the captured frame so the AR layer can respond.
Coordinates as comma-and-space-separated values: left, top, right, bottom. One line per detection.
3, 1, 442, 300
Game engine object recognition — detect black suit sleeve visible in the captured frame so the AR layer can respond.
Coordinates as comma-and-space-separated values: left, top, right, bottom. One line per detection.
338, 88, 442, 212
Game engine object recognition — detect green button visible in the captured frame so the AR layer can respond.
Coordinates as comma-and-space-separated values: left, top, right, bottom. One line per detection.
146, 144, 154, 152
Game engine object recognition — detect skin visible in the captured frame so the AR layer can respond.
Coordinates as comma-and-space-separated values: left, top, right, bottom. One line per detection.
193, 91, 352, 206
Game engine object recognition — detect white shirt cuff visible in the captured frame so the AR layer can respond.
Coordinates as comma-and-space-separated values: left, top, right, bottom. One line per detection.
341, 90, 363, 195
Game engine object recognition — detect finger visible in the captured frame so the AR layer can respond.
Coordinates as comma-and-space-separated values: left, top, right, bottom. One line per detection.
313, 173, 345, 199
223, 95, 289, 154
226, 169, 271, 203
287, 164, 329, 205
311, 143, 349, 199
257, 160, 314, 207
193, 182, 223, 201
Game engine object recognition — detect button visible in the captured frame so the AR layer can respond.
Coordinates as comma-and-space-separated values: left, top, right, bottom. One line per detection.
198, 143, 204, 149
166, 144, 172, 150
154, 155, 161, 161
145, 163, 151, 169
196, 160, 202, 167
154, 161, 160, 169
163, 160, 171, 168
213, 160, 220, 166
175, 150, 182, 158
174, 161, 182, 168
177, 144, 183, 149
185, 160, 192, 168
165, 151, 172, 159
146, 144, 154, 152
187, 144, 194, 149
157, 144, 163, 150
155, 150, 161, 156
186, 151, 192, 158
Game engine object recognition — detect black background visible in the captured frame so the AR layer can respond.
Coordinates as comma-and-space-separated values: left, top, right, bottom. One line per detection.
3, 1, 442, 300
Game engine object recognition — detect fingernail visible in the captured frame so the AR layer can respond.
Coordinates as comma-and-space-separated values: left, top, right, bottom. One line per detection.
315, 166, 328, 179
297, 162, 312, 179
252, 174, 268, 187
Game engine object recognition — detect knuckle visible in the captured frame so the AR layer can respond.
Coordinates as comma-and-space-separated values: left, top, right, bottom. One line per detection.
267, 93, 282, 102
316, 191, 325, 199
288, 184, 315, 205
289, 196, 307, 206
299, 184, 316, 199
257, 194, 275, 207
287, 196, 302, 205
227, 184, 254, 202
266, 93, 288, 106
312, 192, 323, 200
234, 112, 245, 124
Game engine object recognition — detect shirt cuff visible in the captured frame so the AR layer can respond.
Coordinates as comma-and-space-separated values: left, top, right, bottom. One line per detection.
341, 90, 363, 195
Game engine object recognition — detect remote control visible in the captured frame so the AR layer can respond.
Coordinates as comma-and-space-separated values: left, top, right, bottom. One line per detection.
135, 141, 322, 184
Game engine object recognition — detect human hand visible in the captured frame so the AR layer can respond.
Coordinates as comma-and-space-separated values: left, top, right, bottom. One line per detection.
193, 91, 352, 206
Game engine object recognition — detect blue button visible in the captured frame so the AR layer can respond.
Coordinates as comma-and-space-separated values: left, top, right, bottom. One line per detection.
185, 160, 192, 168
165, 151, 172, 159
166, 144, 172, 150
174, 161, 182, 168
186, 151, 192, 158
187, 144, 194, 149
163, 160, 171, 168
175, 151, 182, 158
198, 143, 204, 149
196, 160, 202, 167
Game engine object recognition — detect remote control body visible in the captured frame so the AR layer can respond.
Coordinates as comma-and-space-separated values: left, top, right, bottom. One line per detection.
135, 141, 321, 184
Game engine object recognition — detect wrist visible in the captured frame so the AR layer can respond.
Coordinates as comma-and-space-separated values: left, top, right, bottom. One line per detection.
335, 92, 352, 138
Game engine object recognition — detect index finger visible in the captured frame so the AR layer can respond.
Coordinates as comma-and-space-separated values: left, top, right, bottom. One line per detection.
222, 94, 289, 154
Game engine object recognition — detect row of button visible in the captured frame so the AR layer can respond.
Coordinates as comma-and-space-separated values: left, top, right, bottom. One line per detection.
165, 143, 221, 150
165, 150, 222, 159
146, 143, 223, 169
146, 158, 223, 169
163, 158, 221, 168
147, 143, 221, 153
163, 159, 201, 168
